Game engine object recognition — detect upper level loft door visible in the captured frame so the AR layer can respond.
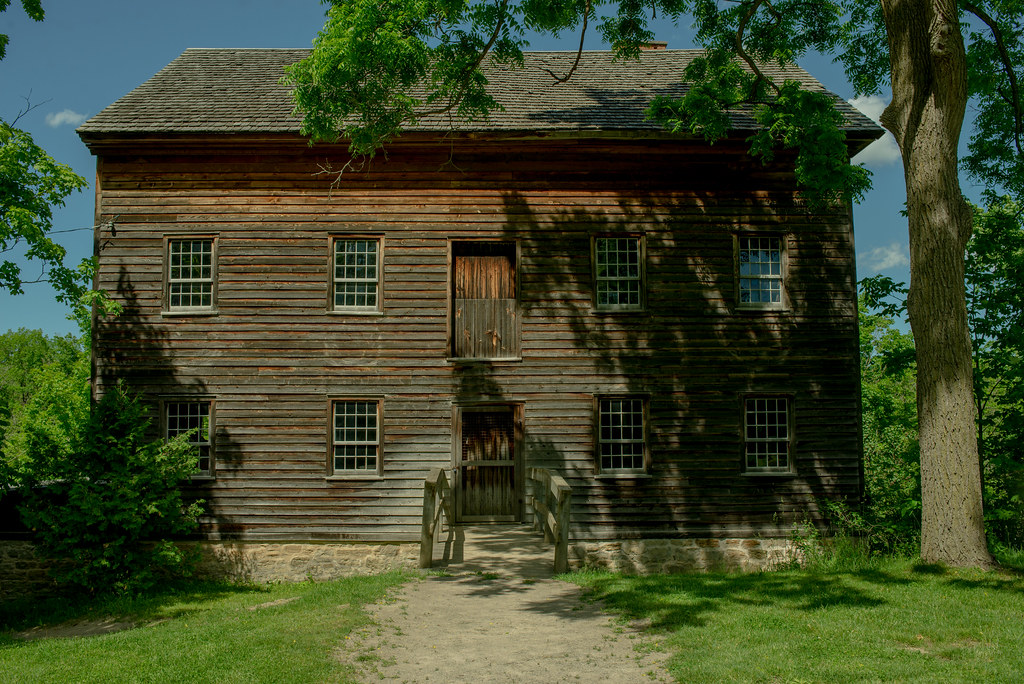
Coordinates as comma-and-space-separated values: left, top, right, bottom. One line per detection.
451, 241, 520, 360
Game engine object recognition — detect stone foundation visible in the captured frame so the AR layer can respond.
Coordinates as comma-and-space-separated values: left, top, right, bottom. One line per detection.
0, 540, 419, 601
188, 541, 420, 584
570, 538, 799, 573
0, 541, 59, 602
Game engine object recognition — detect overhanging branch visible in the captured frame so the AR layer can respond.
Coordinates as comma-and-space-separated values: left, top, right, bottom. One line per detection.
963, 1, 1024, 156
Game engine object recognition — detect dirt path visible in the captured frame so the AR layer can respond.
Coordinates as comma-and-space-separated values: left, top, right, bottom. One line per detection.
340, 572, 672, 683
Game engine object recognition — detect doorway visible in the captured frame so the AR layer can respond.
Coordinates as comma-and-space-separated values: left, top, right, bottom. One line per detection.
455, 405, 522, 522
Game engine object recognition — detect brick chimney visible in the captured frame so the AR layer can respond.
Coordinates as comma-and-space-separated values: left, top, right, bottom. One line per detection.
639, 41, 668, 51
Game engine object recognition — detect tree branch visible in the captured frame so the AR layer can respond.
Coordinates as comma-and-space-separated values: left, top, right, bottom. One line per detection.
417, 0, 510, 117
735, 0, 781, 96
541, 0, 591, 84
963, 1, 1024, 156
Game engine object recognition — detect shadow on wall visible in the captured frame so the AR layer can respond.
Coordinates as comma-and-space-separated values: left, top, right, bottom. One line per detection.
97, 264, 243, 539
478, 187, 859, 539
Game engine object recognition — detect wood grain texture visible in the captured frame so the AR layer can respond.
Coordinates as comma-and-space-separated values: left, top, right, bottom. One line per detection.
90, 135, 862, 542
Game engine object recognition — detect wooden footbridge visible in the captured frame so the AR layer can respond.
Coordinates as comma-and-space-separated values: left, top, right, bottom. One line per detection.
419, 467, 572, 577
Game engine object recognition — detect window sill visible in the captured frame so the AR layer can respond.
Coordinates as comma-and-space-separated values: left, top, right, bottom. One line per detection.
326, 309, 384, 317
162, 309, 219, 317
325, 474, 384, 482
735, 305, 788, 313
596, 472, 652, 480
447, 357, 522, 364
589, 308, 646, 315
189, 475, 215, 482
741, 471, 797, 478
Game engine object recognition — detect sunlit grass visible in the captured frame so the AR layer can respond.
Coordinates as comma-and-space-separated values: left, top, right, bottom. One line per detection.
0, 571, 410, 684
567, 557, 1024, 683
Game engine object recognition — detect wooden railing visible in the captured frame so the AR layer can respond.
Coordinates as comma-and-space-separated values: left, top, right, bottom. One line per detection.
525, 467, 572, 573
419, 467, 455, 568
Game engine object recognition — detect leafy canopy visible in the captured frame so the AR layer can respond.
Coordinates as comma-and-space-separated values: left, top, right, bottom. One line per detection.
1, 121, 91, 306
1, 0, 119, 318
285, 1, 878, 209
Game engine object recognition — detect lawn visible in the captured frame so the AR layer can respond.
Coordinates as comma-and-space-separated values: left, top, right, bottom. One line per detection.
2, 559, 1022, 684
0, 571, 409, 684
568, 558, 1024, 683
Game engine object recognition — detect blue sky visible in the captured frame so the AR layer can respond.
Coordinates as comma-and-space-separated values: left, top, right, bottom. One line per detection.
2, 1, 924, 336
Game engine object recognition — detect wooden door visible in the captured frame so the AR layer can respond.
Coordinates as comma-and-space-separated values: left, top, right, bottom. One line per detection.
457, 408, 519, 522
452, 242, 519, 359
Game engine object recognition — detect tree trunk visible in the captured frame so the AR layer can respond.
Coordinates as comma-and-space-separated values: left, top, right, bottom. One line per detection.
880, 0, 993, 567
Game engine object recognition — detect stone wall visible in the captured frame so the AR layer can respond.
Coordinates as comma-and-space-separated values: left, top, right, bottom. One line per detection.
569, 538, 800, 573
0, 540, 419, 602
188, 541, 420, 583
0, 541, 59, 602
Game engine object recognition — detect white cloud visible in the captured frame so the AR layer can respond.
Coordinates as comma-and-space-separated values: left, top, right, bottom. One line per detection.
859, 242, 909, 272
848, 95, 901, 167
45, 109, 87, 128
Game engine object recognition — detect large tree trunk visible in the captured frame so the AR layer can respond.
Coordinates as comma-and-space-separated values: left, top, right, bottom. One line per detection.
880, 0, 993, 567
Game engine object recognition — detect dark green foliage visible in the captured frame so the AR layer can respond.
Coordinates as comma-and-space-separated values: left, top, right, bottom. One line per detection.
965, 199, 1024, 547
0, 327, 85, 477
16, 383, 203, 595
855, 291, 921, 556
852, 202, 1024, 555
963, 2, 1024, 204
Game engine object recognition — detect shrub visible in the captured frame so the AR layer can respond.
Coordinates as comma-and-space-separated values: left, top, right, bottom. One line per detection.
16, 383, 203, 594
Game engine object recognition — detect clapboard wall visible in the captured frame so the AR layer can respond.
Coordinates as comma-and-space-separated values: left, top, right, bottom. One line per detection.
88, 134, 862, 542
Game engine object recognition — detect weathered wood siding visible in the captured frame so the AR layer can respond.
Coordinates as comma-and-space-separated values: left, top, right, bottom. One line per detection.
89, 136, 862, 542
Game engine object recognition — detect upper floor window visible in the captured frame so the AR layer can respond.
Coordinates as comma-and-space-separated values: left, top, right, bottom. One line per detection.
166, 238, 216, 312
594, 236, 644, 311
330, 399, 381, 476
743, 396, 792, 474
165, 400, 214, 478
597, 396, 648, 474
737, 236, 783, 308
332, 237, 381, 312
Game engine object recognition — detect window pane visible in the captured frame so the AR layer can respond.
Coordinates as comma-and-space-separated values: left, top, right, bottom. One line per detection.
332, 400, 379, 472
167, 239, 214, 311
595, 237, 642, 310
599, 398, 645, 471
166, 401, 212, 475
738, 237, 782, 306
744, 397, 790, 470
334, 239, 380, 310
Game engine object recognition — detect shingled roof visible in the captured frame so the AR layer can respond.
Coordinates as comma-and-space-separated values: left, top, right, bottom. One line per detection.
77, 48, 880, 141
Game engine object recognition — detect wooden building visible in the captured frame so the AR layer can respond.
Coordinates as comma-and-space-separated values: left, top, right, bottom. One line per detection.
77, 48, 882, 571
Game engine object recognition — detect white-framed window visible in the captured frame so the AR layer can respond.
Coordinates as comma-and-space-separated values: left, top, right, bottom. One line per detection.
332, 237, 381, 312
597, 396, 648, 473
594, 236, 644, 311
165, 400, 214, 477
743, 396, 792, 473
737, 236, 783, 308
166, 238, 216, 312
330, 399, 381, 475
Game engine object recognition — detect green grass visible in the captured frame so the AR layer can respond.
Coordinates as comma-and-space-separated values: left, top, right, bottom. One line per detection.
567, 558, 1024, 683
0, 571, 409, 684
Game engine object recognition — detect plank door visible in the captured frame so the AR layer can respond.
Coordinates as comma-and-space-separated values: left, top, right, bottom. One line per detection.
457, 408, 520, 522
452, 242, 520, 359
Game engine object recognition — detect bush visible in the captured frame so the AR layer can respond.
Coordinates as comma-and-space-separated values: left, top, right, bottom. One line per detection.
16, 383, 203, 594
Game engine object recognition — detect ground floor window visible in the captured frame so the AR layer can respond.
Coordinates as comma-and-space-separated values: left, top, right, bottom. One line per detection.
744, 396, 792, 473
597, 396, 648, 473
165, 400, 213, 477
331, 399, 381, 475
